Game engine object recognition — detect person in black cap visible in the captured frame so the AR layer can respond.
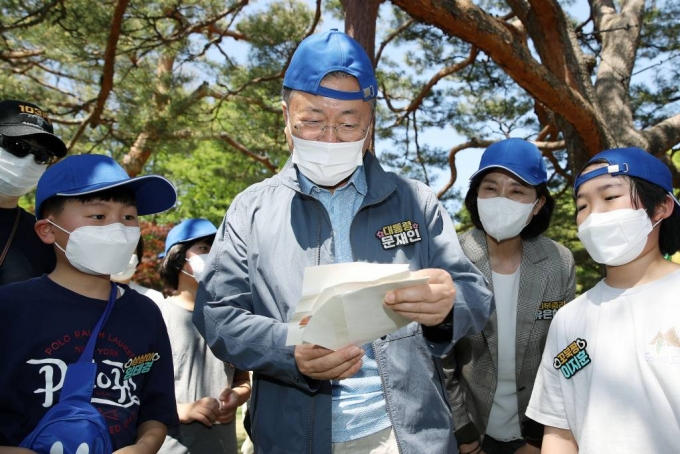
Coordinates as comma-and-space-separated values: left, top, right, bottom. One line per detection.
194, 30, 493, 453
0, 99, 67, 285
0, 154, 179, 451
527, 148, 680, 454
444, 138, 575, 454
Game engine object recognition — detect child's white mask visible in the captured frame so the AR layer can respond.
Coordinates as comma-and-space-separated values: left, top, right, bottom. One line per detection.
182, 253, 209, 282
49, 221, 141, 275
110, 254, 139, 283
577, 208, 660, 266
477, 197, 537, 242
0, 146, 47, 196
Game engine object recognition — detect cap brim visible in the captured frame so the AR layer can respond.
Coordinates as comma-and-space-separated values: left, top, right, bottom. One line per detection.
0, 126, 67, 157
469, 165, 543, 186
55, 174, 177, 216
159, 230, 217, 258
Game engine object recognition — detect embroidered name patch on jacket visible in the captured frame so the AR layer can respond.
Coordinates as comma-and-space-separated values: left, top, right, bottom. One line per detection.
536, 300, 566, 320
553, 338, 591, 379
376, 220, 422, 249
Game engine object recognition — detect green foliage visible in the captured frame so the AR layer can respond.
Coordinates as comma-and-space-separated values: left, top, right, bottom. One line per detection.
135, 219, 173, 295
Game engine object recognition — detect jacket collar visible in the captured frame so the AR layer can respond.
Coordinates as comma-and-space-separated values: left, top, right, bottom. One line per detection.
467, 228, 550, 267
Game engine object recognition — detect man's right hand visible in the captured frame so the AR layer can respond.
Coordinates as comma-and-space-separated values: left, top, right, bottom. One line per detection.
294, 344, 364, 380
177, 397, 221, 427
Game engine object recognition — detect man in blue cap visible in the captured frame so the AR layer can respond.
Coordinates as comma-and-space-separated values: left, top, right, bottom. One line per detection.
0, 154, 180, 451
194, 30, 493, 453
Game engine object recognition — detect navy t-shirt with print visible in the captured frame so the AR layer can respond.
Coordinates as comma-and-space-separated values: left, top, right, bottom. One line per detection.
0, 276, 178, 449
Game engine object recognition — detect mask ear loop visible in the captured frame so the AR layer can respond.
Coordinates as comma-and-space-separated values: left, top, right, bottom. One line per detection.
522, 199, 540, 228
47, 219, 71, 255
181, 257, 197, 278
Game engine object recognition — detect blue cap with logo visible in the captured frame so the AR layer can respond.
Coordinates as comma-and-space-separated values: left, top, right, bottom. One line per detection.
283, 29, 378, 101
35, 154, 177, 219
160, 218, 217, 258
470, 138, 547, 186
574, 147, 680, 212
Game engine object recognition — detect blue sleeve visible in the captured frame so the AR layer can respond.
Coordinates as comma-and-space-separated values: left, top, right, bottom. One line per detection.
193, 197, 314, 391
421, 190, 493, 356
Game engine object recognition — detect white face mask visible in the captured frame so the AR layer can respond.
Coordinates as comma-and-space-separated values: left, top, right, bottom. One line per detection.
49, 221, 141, 275
477, 197, 537, 242
182, 253, 209, 282
290, 134, 365, 187
577, 208, 659, 266
0, 146, 47, 196
110, 254, 139, 283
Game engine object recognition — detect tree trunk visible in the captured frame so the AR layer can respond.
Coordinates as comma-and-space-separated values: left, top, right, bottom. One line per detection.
340, 0, 383, 153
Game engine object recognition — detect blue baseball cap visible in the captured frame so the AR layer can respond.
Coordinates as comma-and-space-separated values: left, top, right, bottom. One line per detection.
283, 29, 378, 101
470, 138, 547, 186
35, 154, 177, 219
160, 218, 217, 258
574, 147, 680, 212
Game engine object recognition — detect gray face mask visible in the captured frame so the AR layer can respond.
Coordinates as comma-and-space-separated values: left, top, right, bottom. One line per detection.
0, 146, 47, 196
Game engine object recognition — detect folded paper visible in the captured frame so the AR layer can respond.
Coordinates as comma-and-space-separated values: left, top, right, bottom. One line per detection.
285, 263, 429, 350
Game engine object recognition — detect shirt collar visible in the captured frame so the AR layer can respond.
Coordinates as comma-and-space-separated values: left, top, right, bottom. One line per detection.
297, 164, 367, 196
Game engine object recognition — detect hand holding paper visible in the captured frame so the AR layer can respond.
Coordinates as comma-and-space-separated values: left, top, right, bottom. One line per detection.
285, 263, 430, 351
384, 268, 456, 326
294, 344, 364, 380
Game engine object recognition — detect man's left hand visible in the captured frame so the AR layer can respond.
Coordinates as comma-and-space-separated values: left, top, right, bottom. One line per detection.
383, 268, 455, 327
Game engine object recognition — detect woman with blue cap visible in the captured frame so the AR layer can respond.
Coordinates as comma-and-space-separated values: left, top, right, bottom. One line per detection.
526, 147, 680, 453
445, 138, 576, 454
157, 218, 251, 454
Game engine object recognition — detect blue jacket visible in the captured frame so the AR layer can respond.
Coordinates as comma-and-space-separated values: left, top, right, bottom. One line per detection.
194, 153, 493, 453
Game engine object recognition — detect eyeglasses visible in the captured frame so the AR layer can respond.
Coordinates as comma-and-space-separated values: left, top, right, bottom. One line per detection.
0, 134, 58, 165
292, 121, 371, 142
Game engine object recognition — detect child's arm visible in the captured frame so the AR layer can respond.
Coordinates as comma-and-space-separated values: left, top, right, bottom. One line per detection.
0, 448, 38, 453
113, 420, 167, 454
541, 426, 578, 454
177, 398, 221, 426
217, 369, 252, 424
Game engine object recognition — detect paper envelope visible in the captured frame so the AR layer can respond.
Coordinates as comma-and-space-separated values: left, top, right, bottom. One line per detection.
285, 263, 430, 351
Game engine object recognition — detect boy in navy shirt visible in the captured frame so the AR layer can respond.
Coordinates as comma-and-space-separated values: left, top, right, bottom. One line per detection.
0, 154, 180, 452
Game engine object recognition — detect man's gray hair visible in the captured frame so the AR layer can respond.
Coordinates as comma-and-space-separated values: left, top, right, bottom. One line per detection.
282, 71, 377, 112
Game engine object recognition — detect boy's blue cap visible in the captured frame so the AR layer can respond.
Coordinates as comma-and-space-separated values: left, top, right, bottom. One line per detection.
35, 154, 177, 219
283, 29, 378, 101
470, 138, 547, 186
574, 147, 680, 211
160, 218, 217, 258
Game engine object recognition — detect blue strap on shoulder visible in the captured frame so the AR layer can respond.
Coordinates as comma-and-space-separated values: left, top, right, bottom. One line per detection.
60, 283, 118, 402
